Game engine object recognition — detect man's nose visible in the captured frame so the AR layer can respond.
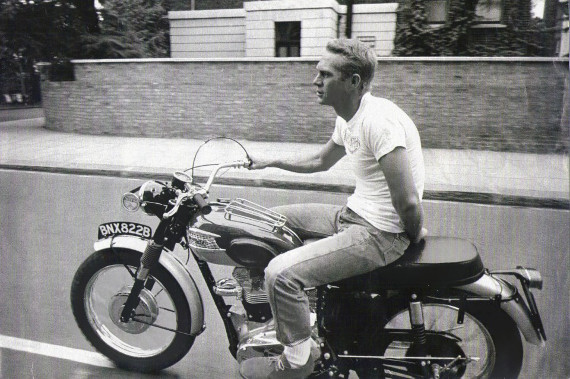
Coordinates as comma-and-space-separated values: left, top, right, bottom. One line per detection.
313, 75, 321, 86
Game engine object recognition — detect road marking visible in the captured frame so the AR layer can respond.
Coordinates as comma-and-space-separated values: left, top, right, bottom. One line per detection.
0, 334, 115, 368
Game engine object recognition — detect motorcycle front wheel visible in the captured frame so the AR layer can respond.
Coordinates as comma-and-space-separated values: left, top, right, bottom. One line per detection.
70, 249, 195, 372
357, 299, 523, 379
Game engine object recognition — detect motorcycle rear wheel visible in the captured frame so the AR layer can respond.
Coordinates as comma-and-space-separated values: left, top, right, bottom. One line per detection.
70, 249, 195, 372
357, 299, 523, 379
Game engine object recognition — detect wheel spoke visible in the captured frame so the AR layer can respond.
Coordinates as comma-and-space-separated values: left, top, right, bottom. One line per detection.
383, 303, 496, 378
84, 264, 179, 357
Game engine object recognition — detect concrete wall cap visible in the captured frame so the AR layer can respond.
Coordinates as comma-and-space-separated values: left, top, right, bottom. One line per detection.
168, 9, 245, 19
67, 57, 569, 64
352, 3, 399, 13
244, 0, 341, 12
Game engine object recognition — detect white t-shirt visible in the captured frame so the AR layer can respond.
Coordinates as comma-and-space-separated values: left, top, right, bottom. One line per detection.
332, 92, 425, 233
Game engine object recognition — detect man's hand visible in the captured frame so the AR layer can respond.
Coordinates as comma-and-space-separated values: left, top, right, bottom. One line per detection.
413, 227, 428, 244
247, 154, 272, 170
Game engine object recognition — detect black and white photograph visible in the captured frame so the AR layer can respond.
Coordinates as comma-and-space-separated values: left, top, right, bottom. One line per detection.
0, 0, 568, 378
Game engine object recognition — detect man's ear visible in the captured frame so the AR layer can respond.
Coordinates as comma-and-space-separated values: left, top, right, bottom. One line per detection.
351, 73, 362, 89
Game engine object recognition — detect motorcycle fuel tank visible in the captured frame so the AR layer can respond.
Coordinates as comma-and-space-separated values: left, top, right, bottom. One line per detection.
188, 199, 302, 268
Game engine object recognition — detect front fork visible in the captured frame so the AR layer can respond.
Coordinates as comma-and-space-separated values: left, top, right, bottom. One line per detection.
120, 223, 169, 323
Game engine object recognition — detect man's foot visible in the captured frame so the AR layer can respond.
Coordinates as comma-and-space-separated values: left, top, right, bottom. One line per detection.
239, 353, 315, 379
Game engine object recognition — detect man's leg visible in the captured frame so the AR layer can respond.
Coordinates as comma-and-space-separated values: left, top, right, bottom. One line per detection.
265, 224, 408, 345
240, 219, 409, 378
271, 203, 342, 239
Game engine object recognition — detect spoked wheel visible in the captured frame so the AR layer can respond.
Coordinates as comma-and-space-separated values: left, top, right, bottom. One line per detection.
356, 300, 522, 379
70, 249, 195, 372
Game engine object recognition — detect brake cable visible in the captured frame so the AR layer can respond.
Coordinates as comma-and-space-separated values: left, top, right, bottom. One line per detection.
131, 316, 195, 337
189, 137, 250, 180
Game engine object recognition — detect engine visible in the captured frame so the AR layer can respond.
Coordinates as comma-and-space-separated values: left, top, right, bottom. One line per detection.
214, 267, 320, 363
214, 267, 272, 323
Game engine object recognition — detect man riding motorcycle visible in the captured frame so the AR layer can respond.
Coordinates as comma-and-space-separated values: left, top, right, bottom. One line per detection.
241, 38, 427, 379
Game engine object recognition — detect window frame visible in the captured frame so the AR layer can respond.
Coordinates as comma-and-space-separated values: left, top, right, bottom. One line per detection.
473, 0, 504, 25
275, 21, 301, 58
424, 0, 505, 27
425, 0, 450, 26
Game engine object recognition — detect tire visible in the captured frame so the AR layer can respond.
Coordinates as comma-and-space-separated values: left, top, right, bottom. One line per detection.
357, 298, 523, 379
70, 249, 195, 372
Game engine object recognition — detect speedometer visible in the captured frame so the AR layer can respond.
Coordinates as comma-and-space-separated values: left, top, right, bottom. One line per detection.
172, 171, 193, 190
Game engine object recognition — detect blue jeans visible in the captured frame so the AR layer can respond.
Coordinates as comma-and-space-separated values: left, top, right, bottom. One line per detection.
265, 203, 410, 346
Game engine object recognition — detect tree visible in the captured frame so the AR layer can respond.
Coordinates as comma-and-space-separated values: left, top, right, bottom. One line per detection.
0, 0, 91, 102
393, 0, 552, 56
0, 0, 172, 103
82, 0, 170, 58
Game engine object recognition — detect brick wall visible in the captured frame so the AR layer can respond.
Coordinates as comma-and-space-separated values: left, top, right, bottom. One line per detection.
40, 58, 568, 154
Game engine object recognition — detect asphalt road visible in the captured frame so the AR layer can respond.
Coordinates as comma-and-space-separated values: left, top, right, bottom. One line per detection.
0, 170, 240, 379
0, 169, 568, 378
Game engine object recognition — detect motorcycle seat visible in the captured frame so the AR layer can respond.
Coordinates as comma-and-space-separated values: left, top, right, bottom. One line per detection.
328, 236, 485, 290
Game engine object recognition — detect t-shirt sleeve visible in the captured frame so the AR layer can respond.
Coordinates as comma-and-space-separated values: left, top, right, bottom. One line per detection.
331, 117, 344, 146
364, 114, 406, 161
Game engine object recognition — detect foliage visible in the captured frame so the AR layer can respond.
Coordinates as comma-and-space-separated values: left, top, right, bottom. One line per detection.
393, 0, 549, 56
84, 0, 170, 58
0, 0, 171, 102
0, 0, 89, 101
0, 0, 170, 61
1, 0, 87, 61
393, 0, 478, 56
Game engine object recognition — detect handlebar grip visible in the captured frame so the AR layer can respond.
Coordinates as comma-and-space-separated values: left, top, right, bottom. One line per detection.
193, 193, 212, 215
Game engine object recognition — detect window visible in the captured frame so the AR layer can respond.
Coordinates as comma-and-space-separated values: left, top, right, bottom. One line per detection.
425, 0, 448, 24
275, 22, 301, 57
474, 0, 503, 23
426, 0, 503, 25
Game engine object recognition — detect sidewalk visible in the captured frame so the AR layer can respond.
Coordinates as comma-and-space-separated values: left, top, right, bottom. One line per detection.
1, 114, 568, 207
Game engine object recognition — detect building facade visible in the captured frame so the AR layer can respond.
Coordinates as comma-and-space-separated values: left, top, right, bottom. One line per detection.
169, 0, 568, 58
169, 0, 398, 58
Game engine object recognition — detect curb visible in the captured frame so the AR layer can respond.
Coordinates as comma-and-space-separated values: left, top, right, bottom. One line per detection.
2, 164, 568, 210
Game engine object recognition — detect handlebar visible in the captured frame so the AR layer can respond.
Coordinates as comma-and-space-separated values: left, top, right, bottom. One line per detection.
193, 193, 212, 215
162, 159, 250, 219
203, 159, 251, 192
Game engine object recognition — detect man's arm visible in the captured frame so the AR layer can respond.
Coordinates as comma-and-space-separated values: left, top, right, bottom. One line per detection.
250, 138, 346, 173
379, 147, 425, 243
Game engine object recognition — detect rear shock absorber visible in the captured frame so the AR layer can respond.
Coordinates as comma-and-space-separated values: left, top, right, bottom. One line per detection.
409, 293, 427, 352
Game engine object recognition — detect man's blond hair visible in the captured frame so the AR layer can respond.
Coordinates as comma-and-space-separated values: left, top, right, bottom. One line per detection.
326, 38, 377, 91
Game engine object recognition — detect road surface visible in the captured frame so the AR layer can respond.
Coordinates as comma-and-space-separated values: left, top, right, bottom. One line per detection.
0, 169, 568, 378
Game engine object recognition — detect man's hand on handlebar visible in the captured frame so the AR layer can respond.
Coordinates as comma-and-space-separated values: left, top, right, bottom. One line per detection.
246, 153, 272, 170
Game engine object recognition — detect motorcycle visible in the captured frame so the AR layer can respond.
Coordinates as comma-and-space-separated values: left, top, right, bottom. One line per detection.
71, 138, 546, 378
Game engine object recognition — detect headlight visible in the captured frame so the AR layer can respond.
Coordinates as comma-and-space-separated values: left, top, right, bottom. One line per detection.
121, 192, 140, 212
138, 181, 170, 216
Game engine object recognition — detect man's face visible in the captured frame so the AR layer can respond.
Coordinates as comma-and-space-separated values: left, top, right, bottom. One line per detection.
313, 52, 352, 107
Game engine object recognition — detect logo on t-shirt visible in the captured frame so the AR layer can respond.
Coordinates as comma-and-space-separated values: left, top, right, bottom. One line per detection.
343, 128, 360, 154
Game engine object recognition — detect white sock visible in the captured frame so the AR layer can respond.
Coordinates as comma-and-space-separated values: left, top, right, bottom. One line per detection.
283, 339, 312, 368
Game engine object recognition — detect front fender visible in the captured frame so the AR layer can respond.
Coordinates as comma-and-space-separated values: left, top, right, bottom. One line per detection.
456, 273, 545, 346
94, 236, 205, 336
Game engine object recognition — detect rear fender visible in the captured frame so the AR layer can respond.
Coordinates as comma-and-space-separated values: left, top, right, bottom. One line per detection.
94, 236, 205, 336
456, 273, 545, 346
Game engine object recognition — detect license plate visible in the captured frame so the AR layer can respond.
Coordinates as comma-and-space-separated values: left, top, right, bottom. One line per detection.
98, 222, 152, 240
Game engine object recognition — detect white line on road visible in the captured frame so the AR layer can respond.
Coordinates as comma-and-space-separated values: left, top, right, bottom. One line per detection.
0, 334, 115, 368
